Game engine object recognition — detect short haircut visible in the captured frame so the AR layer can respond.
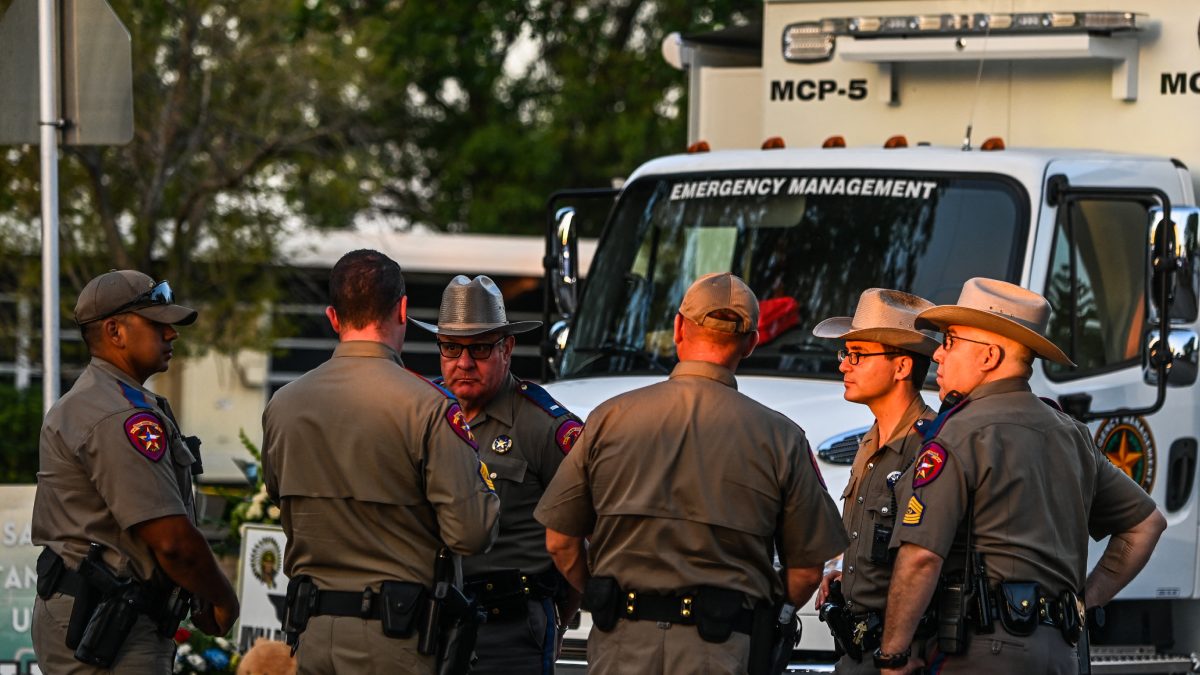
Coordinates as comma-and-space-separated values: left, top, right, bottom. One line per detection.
329, 249, 406, 330
903, 349, 932, 387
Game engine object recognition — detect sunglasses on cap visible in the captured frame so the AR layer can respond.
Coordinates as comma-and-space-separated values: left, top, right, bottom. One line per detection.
436, 337, 506, 360
101, 281, 175, 320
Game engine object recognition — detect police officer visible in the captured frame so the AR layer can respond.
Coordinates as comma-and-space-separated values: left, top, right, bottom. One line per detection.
32, 270, 240, 672
262, 250, 500, 675
412, 275, 584, 674
876, 278, 1167, 675
811, 289, 939, 674
535, 273, 848, 675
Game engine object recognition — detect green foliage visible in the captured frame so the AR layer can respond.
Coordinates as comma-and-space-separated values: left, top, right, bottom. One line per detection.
226, 429, 278, 549
0, 383, 41, 483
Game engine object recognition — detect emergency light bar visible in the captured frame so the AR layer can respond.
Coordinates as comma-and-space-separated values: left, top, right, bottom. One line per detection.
782, 11, 1143, 62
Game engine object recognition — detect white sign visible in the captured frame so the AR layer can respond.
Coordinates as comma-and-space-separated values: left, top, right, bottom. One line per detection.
235, 524, 289, 653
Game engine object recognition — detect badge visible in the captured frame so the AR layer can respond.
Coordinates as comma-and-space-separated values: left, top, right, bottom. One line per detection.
124, 412, 166, 462
902, 495, 925, 526
491, 435, 513, 454
445, 404, 477, 450
479, 461, 496, 491
912, 442, 947, 488
886, 471, 903, 489
555, 420, 583, 455
1095, 416, 1156, 494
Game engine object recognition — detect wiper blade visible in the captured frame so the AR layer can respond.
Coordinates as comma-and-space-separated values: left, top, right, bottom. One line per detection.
571, 344, 672, 374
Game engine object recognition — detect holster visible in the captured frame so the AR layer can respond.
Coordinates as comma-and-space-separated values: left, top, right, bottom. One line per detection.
420, 580, 483, 675
749, 602, 798, 675
817, 580, 861, 660
73, 588, 141, 668
694, 586, 745, 643
997, 581, 1039, 637
936, 572, 969, 655
283, 575, 316, 650
35, 548, 97, 651
582, 576, 621, 632
1059, 590, 1085, 647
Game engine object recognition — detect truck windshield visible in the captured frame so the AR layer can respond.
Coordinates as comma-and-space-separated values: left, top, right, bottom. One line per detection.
561, 171, 1028, 379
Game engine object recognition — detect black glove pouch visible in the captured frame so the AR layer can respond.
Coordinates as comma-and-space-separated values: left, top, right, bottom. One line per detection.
695, 586, 745, 643
380, 581, 427, 638
582, 577, 621, 632
998, 581, 1039, 637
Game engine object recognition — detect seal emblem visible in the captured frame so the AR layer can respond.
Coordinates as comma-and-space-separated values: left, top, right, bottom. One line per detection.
492, 435, 513, 454
1095, 416, 1156, 494
124, 412, 166, 462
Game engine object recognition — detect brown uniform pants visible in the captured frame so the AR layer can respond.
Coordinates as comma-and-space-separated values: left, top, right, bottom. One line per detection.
924, 628, 1077, 674
32, 594, 175, 674
587, 619, 751, 675
296, 615, 433, 675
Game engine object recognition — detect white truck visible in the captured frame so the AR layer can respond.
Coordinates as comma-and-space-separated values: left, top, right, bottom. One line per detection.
543, 1, 1200, 671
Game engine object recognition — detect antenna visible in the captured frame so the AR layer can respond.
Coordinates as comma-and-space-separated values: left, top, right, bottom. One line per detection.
963, 7, 997, 151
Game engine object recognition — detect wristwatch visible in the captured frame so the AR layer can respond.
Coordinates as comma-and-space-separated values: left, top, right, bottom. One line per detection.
873, 646, 911, 668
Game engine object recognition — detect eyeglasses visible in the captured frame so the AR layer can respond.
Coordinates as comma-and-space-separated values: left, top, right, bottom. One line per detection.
101, 281, 174, 320
437, 337, 506, 360
941, 333, 995, 351
837, 349, 901, 366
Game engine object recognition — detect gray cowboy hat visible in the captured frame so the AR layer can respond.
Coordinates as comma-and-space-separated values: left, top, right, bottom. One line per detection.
411, 275, 542, 337
915, 277, 1074, 366
813, 288, 940, 357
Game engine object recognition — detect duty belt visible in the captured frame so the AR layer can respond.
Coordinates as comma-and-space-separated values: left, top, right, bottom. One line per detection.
465, 569, 560, 622
620, 590, 756, 635
311, 588, 394, 620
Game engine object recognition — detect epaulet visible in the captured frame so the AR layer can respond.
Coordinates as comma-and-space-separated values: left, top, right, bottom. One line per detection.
1039, 396, 1064, 413
118, 381, 153, 410
411, 371, 456, 400
517, 381, 571, 419
913, 396, 969, 443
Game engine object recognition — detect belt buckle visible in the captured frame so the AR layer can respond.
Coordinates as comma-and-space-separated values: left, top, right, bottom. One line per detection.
625, 590, 638, 616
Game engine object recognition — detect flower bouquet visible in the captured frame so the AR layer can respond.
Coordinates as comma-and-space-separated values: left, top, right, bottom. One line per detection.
173, 625, 240, 674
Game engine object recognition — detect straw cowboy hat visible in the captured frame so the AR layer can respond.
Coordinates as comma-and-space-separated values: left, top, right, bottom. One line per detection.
812, 288, 940, 357
411, 275, 542, 337
915, 277, 1074, 366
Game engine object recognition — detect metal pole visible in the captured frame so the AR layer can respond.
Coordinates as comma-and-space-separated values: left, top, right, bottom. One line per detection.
38, 0, 60, 411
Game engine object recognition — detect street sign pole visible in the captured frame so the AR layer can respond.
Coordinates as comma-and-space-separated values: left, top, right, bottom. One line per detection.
38, 0, 60, 411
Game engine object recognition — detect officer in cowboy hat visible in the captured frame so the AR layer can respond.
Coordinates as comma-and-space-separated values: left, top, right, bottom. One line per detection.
811, 289, 939, 674
875, 278, 1166, 675
32, 270, 240, 671
414, 274, 584, 674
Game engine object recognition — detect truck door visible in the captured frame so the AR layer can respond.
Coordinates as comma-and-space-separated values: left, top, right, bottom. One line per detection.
1028, 165, 1199, 601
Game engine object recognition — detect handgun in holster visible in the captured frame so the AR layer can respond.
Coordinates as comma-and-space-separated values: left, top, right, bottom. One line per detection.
749, 600, 799, 675
283, 575, 317, 653
818, 580, 861, 661
418, 548, 484, 675
72, 543, 143, 668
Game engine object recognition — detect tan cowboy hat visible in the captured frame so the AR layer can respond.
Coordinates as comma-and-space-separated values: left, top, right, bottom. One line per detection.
915, 277, 1074, 366
812, 288, 939, 357
411, 275, 542, 337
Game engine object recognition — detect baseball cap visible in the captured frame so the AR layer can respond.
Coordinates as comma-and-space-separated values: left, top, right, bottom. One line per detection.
678, 272, 759, 334
74, 270, 198, 326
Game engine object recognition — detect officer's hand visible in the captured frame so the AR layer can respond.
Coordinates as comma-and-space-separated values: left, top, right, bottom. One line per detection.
814, 571, 842, 609
880, 654, 925, 675
192, 598, 239, 636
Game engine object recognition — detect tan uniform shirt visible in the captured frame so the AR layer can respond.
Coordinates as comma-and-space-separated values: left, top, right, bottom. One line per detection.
535, 360, 847, 603
839, 396, 932, 613
32, 357, 196, 581
461, 374, 583, 578
893, 378, 1158, 594
263, 340, 500, 591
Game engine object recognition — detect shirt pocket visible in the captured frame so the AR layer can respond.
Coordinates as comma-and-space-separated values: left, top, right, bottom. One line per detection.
483, 453, 528, 487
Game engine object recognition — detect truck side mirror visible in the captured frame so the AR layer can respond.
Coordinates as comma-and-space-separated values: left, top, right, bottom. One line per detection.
1144, 328, 1199, 387
1150, 206, 1200, 323
551, 206, 580, 318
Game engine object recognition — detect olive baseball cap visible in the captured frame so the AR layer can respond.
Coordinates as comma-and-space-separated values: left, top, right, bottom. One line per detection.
679, 272, 759, 334
74, 270, 198, 326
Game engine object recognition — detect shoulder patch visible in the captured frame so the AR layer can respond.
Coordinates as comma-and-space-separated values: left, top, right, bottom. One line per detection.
555, 420, 584, 455
912, 442, 947, 488
902, 495, 925, 526
118, 381, 153, 410
518, 381, 571, 419
124, 412, 167, 462
913, 398, 970, 443
445, 403, 478, 450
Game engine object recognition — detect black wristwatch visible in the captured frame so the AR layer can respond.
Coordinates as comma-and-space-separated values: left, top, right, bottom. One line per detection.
873, 646, 911, 668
